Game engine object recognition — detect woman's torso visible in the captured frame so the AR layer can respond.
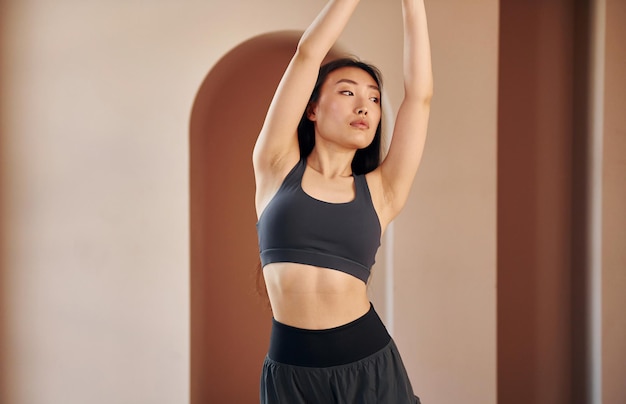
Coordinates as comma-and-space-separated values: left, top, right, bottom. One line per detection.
256, 157, 388, 330
262, 262, 371, 329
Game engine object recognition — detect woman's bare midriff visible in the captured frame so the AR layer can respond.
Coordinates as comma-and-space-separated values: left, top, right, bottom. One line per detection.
263, 262, 371, 330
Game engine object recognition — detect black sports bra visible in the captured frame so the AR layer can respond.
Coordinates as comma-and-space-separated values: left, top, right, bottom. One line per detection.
256, 158, 381, 283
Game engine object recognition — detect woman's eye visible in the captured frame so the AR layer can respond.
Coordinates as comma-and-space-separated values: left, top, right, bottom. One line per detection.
370, 97, 380, 103
340, 90, 354, 96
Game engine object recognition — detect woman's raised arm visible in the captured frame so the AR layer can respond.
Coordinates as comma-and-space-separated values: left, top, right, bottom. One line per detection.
377, 0, 433, 222
253, 0, 360, 175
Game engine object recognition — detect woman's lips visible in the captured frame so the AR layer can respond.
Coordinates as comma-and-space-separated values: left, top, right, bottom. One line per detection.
350, 119, 369, 129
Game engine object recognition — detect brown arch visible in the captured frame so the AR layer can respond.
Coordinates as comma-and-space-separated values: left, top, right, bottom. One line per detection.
189, 31, 343, 402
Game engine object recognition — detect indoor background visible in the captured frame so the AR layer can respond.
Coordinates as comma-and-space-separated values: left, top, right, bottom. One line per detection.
0, 0, 623, 403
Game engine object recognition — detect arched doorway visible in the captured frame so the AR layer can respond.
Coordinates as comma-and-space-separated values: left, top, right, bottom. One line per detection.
189, 31, 345, 402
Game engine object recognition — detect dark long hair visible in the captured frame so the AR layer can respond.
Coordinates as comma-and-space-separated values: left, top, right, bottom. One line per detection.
297, 58, 384, 174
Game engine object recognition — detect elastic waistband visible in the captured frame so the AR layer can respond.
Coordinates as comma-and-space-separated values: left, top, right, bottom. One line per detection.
268, 303, 391, 367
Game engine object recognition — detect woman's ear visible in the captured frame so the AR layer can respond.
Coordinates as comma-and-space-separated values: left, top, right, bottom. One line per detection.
306, 102, 318, 121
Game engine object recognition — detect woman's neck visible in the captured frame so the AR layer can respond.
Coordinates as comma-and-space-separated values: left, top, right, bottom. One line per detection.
306, 149, 355, 178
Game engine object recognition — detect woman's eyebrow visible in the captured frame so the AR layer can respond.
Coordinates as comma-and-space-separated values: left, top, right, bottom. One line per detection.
335, 78, 380, 92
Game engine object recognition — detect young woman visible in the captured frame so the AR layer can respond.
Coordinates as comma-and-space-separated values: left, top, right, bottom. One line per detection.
254, 0, 432, 402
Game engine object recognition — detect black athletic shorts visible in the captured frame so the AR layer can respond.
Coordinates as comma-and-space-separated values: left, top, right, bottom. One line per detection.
260, 304, 421, 403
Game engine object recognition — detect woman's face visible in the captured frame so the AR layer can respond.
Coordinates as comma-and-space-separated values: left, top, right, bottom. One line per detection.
307, 66, 381, 150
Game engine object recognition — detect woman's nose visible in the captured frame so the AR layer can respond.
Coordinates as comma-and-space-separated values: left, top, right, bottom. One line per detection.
356, 106, 368, 115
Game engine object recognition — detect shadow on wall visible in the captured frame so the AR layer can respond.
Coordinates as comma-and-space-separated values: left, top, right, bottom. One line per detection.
189, 31, 343, 403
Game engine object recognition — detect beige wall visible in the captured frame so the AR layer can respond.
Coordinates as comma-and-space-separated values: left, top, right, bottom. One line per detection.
2, 0, 499, 403
393, 1, 498, 403
0, 1, 197, 403
603, 0, 626, 402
